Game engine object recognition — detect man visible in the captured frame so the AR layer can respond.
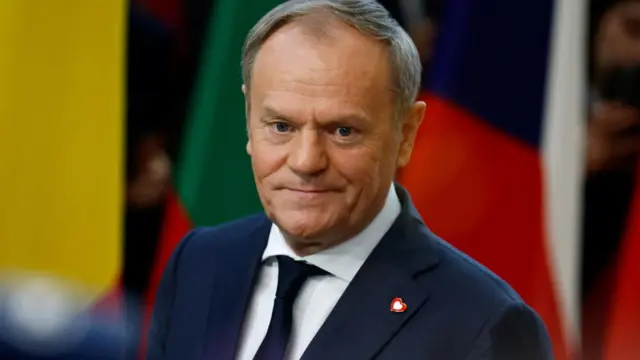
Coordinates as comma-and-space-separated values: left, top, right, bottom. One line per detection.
586, 0, 640, 175
582, 1, 640, 358
146, 1, 552, 359
124, 6, 177, 360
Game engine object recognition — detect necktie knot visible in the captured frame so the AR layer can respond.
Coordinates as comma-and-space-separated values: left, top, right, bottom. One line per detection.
274, 255, 327, 299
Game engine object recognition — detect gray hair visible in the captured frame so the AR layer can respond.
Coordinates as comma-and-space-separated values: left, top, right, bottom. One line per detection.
241, 0, 422, 116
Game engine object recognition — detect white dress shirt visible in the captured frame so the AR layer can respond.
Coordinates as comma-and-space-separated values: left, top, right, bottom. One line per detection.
235, 184, 401, 360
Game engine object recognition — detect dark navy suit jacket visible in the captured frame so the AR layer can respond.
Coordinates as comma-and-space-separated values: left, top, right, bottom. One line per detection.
146, 186, 553, 360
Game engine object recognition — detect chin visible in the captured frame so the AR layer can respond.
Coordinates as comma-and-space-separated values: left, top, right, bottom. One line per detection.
273, 208, 336, 240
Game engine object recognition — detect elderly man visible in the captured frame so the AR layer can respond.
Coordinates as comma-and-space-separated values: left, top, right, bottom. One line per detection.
146, 1, 552, 359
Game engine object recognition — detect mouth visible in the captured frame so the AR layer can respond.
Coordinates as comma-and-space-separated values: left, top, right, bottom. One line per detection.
279, 186, 343, 198
284, 188, 336, 194
277, 187, 341, 204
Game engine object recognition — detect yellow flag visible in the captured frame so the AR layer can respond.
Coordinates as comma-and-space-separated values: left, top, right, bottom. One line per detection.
0, 1, 124, 295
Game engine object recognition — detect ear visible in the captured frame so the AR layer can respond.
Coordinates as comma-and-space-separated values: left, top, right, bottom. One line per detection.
242, 84, 253, 156
396, 101, 426, 168
242, 84, 251, 119
242, 84, 249, 113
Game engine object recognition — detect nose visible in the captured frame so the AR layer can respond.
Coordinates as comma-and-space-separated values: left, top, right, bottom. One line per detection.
287, 128, 328, 177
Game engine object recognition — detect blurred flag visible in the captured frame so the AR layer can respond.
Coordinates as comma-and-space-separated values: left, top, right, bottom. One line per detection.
0, 1, 124, 301
603, 162, 640, 360
0, 275, 129, 359
140, 0, 283, 357
398, 0, 586, 359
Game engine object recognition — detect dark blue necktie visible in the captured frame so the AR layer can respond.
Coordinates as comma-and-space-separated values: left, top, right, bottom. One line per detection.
253, 255, 327, 360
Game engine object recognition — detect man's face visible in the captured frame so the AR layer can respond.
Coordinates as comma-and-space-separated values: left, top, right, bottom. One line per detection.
244, 21, 423, 247
595, 1, 640, 75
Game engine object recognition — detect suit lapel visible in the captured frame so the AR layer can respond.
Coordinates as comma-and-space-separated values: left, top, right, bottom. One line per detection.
200, 215, 271, 360
302, 185, 440, 360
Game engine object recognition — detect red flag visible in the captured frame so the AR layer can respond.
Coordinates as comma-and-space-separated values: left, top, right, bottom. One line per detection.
603, 162, 640, 360
139, 190, 191, 359
397, 0, 583, 358
399, 93, 569, 360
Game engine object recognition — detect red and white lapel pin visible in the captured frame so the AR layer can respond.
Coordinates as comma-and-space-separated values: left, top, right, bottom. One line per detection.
390, 297, 407, 313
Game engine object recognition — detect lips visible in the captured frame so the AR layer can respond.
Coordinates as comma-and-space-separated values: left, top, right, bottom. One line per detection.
278, 188, 339, 203
285, 188, 334, 193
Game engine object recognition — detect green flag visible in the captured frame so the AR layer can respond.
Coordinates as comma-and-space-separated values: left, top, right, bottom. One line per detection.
179, 1, 281, 226
143, 0, 284, 353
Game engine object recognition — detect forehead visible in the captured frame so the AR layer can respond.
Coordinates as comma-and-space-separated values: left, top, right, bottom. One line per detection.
250, 19, 394, 116
602, 2, 640, 31
613, 1, 640, 17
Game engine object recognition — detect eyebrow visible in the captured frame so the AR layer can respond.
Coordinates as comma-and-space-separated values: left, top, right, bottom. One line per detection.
261, 106, 290, 122
260, 105, 370, 126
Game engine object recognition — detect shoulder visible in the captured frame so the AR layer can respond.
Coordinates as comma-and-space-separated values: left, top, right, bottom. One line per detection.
177, 213, 270, 256
410, 234, 551, 357
419, 234, 551, 355
416, 232, 532, 328
158, 213, 271, 297
432, 235, 522, 305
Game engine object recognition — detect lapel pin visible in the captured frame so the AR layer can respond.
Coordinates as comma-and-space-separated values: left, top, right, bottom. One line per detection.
390, 297, 407, 313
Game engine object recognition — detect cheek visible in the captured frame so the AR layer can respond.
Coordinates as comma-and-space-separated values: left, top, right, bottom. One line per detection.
596, 22, 620, 65
250, 138, 287, 181
331, 146, 387, 186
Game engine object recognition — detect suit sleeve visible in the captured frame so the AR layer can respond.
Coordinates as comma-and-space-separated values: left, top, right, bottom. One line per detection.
145, 229, 199, 360
465, 302, 554, 360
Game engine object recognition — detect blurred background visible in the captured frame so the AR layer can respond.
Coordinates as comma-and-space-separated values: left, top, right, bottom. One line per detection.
0, 0, 639, 359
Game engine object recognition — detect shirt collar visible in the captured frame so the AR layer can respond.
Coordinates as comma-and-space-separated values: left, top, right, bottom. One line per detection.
262, 183, 401, 282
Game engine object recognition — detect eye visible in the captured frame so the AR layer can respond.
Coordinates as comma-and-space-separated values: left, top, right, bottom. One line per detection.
272, 122, 291, 133
335, 126, 353, 137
